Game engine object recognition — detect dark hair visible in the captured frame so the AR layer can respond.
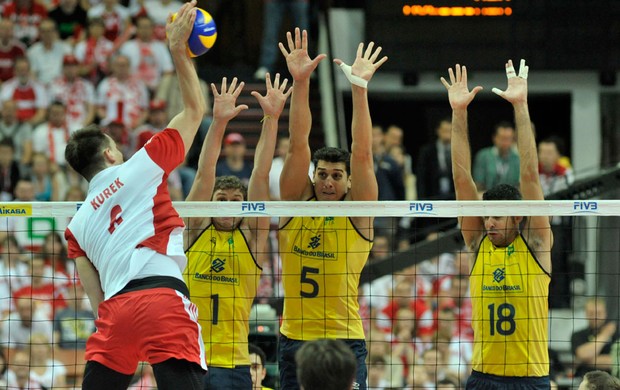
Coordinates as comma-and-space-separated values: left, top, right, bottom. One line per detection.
0, 138, 15, 149
249, 343, 267, 367
493, 121, 514, 135
295, 339, 356, 390
482, 184, 522, 201
312, 147, 351, 175
213, 176, 247, 200
65, 124, 111, 181
540, 135, 566, 155
583, 370, 620, 389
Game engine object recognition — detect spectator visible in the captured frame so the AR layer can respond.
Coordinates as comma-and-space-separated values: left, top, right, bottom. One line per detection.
41, 231, 75, 284
295, 339, 357, 390
578, 370, 620, 390
30, 152, 63, 201
29, 332, 67, 388
0, 234, 30, 295
0, 19, 26, 83
12, 254, 68, 320
48, 0, 88, 44
87, 0, 131, 42
416, 118, 454, 200
27, 19, 72, 86
2, 296, 54, 348
119, 15, 174, 94
32, 100, 76, 168
249, 343, 274, 390
572, 298, 620, 377
0, 100, 33, 171
54, 283, 95, 349
367, 354, 389, 390
0, 57, 48, 126
0, 139, 21, 201
216, 132, 253, 186
372, 125, 405, 201
96, 54, 149, 129
74, 17, 114, 86
268, 136, 313, 201
48, 54, 96, 129
142, 0, 182, 40
538, 136, 574, 196
2, 0, 48, 46
6, 350, 45, 389
472, 121, 520, 192
254, 0, 309, 80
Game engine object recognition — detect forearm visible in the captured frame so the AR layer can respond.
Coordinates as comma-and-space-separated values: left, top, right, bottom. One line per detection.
75, 257, 104, 318
288, 80, 312, 149
350, 85, 372, 159
28, 109, 46, 126
514, 102, 538, 179
575, 340, 610, 363
451, 109, 473, 182
171, 47, 206, 119
249, 115, 279, 201
186, 117, 227, 201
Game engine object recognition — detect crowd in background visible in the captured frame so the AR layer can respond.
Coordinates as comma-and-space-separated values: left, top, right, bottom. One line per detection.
0, 0, 589, 387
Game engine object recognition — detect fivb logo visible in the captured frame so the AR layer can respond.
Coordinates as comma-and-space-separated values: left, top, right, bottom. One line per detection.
240, 202, 267, 215
572, 201, 599, 214
408, 202, 436, 215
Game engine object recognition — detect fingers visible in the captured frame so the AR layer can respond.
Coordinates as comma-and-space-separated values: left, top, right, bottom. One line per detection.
461, 65, 468, 85
448, 67, 455, 84
265, 72, 273, 90
232, 80, 244, 97
210, 83, 218, 96
374, 55, 388, 69
455, 64, 461, 83
301, 28, 307, 50
440, 77, 451, 90
311, 53, 327, 67
234, 105, 249, 115
356, 42, 363, 59
333, 58, 343, 66
518, 59, 529, 79
505, 59, 516, 79
492, 87, 504, 97
286, 31, 294, 52
278, 42, 288, 58
369, 45, 382, 62
295, 27, 301, 49
220, 77, 227, 93
364, 42, 374, 59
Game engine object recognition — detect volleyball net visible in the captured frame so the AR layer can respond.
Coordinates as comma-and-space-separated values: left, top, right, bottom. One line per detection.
1, 200, 619, 389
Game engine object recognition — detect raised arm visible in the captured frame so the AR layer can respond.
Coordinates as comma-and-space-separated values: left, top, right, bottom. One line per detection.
440, 64, 484, 247
185, 78, 247, 245
278, 28, 326, 201
493, 60, 552, 267
165, 0, 207, 155
247, 73, 292, 263
333, 42, 387, 202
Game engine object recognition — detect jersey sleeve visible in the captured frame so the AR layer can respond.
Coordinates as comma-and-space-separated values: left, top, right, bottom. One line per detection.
143, 128, 185, 174
65, 227, 87, 259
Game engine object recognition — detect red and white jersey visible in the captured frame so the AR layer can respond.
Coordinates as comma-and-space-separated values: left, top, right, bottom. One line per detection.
32, 122, 76, 166
2, 2, 48, 45
119, 39, 173, 90
87, 4, 130, 42
97, 76, 148, 128
74, 36, 114, 82
0, 39, 26, 81
48, 76, 96, 128
65, 129, 187, 299
0, 78, 48, 122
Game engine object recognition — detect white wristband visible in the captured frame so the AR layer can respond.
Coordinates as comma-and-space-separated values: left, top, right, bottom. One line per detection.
338, 63, 368, 88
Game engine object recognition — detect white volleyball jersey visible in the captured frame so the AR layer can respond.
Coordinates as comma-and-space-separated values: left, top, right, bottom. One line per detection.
65, 128, 186, 299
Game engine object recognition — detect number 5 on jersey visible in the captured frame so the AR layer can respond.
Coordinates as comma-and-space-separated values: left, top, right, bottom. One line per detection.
300, 266, 319, 298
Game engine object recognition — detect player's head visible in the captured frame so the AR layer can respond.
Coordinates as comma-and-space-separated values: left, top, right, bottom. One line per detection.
249, 343, 267, 390
482, 183, 523, 247
295, 339, 357, 390
211, 176, 247, 231
311, 147, 351, 201
579, 370, 620, 390
65, 124, 124, 182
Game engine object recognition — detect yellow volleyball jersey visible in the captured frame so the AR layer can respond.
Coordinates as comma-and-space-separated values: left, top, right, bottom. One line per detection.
470, 234, 550, 377
185, 224, 261, 368
279, 215, 372, 340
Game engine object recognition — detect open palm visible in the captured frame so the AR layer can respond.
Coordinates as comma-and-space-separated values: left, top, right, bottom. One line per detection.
211, 77, 248, 122
440, 64, 482, 110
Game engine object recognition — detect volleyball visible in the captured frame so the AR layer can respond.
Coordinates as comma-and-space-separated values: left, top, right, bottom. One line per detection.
172, 7, 217, 57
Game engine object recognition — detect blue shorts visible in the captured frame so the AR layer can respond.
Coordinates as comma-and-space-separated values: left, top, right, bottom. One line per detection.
466, 370, 550, 390
278, 334, 368, 390
203, 365, 251, 390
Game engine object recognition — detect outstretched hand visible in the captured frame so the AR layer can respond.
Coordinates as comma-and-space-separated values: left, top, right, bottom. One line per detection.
278, 28, 326, 81
334, 42, 388, 87
492, 59, 529, 105
251, 73, 292, 119
440, 64, 483, 110
166, 0, 196, 53
210, 77, 248, 122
